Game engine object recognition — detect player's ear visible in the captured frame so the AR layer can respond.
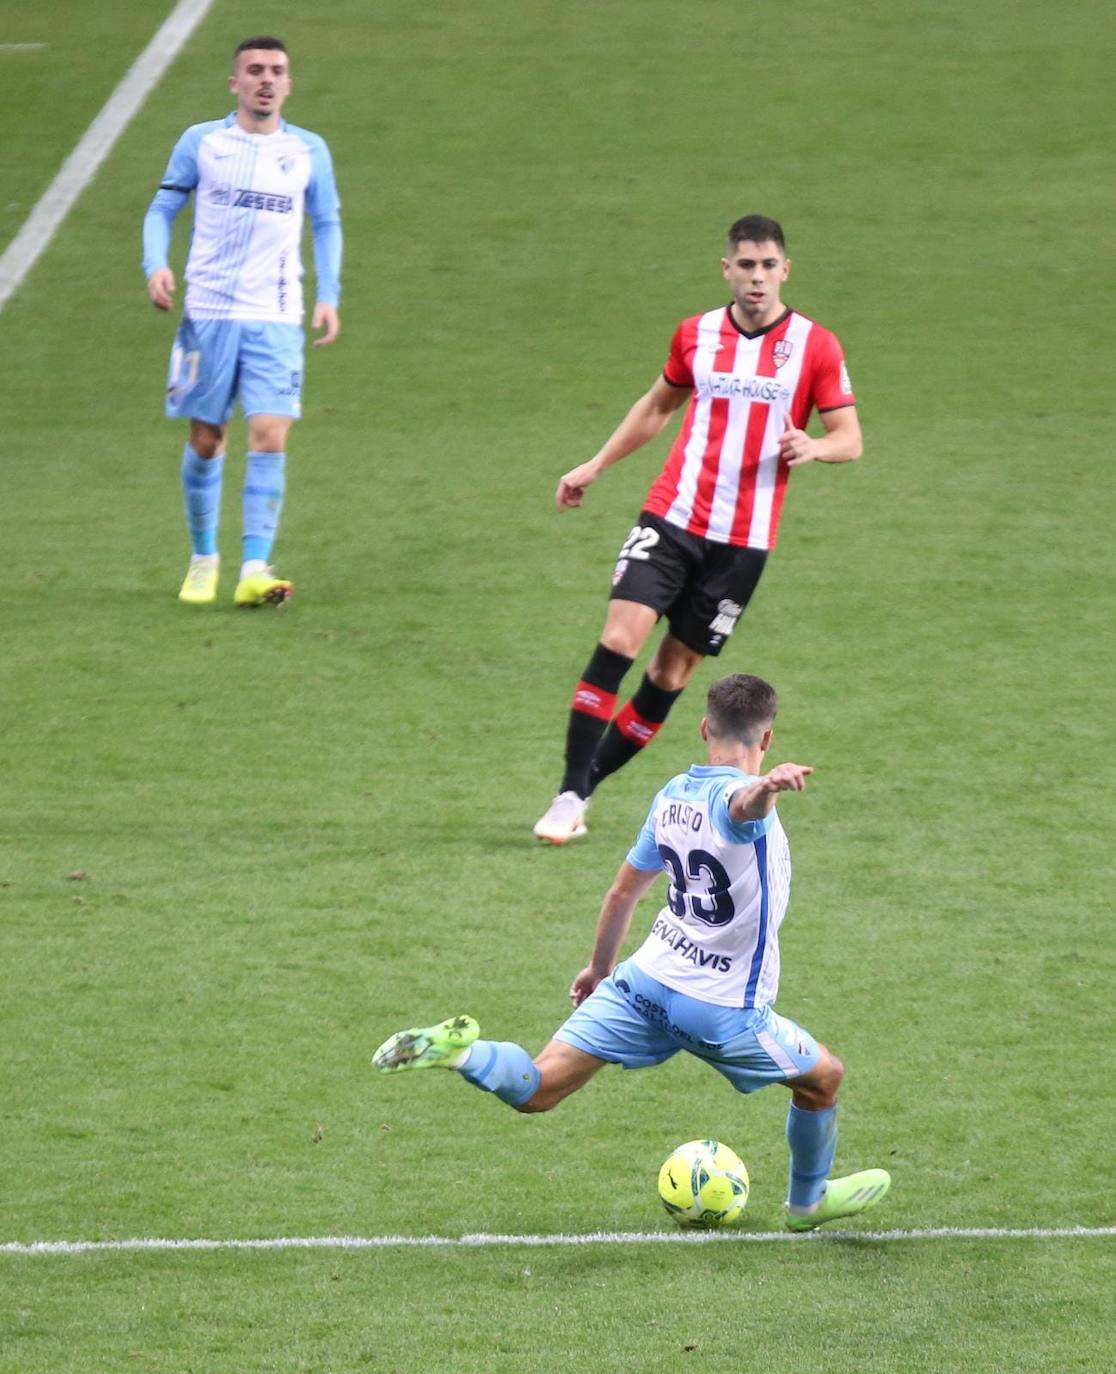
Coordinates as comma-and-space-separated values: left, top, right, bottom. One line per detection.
700, 716, 710, 741
720, 257, 731, 280
781, 257, 791, 280
760, 726, 774, 751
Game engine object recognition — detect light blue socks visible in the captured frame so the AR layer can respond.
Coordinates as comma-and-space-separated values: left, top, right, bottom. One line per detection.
181, 444, 224, 556
460, 1040, 541, 1107
242, 450, 286, 564
786, 1103, 838, 1209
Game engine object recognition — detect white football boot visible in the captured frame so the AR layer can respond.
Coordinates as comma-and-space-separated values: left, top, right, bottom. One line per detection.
533, 791, 589, 844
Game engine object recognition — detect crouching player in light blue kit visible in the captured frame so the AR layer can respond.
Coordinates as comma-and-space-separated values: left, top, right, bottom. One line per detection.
142, 36, 342, 607
374, 674, 891, 1231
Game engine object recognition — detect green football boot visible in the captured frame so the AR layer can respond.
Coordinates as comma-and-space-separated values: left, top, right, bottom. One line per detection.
372, 1015, 479, 1073
178, 556, 219, 605
234, 569, 293, 607
785, 1169, 892, 1232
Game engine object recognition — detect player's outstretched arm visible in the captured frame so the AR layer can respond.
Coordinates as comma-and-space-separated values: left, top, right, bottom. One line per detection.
556, 375, 690, 511
569, 861, 661, 1005
729, 762, 814, 823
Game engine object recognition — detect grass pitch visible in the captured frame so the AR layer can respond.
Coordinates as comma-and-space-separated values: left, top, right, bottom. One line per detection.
1, 0, 1114, 1370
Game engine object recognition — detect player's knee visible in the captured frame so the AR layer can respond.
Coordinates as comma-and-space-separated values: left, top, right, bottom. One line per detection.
813, 1048, 845, 1103
648, 652, 702, 693
600, 627, 644, 660
600, 602, 657, 660
647, 662, 691, 692
248, 418, 292, 452
189, 423, 225, 459
792, 1047, 844, 1109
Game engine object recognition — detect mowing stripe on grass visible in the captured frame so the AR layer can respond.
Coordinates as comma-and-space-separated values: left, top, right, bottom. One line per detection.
0, 0, 214, 313
3, 1227, 1115, 1255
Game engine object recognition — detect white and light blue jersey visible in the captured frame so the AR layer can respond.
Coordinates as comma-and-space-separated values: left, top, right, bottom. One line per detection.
626, 764, 792, 1008
142, 114, 342, 322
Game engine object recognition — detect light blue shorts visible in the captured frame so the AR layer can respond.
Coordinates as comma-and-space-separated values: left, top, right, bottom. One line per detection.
165, 317, 304, 423
554, 958, 821, 1095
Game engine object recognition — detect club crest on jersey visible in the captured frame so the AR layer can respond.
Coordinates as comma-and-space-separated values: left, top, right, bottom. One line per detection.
773, 339, 794, 369
279, 155, 296, 174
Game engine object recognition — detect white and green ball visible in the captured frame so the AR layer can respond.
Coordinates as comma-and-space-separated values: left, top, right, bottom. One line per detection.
657, 1139, 750, 1228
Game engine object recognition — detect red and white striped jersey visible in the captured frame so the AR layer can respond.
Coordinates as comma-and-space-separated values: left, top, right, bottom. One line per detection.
643, 306, 855, 549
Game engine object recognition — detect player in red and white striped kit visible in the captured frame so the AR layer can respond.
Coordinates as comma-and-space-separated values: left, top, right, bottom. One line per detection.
535, 216, 862, 845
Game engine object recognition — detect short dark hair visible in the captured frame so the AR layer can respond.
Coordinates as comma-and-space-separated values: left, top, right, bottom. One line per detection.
727, 215, 786, 253
232, 36, 288, 69
706, 674, 778, 745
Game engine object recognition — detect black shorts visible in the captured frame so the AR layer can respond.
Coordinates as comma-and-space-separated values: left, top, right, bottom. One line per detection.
608, 511, 768, 657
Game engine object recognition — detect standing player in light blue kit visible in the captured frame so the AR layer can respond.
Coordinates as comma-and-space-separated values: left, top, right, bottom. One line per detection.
373, 674, 891, 1231
142, 36, 342, 607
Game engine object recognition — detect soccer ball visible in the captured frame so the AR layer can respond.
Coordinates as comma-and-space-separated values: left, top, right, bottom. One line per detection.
657, 1139, 750, 1228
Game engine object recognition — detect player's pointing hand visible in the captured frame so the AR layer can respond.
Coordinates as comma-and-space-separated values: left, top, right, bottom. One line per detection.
147, 268, 176, 311
779, 413, 817, 467
762, 762, 814, 793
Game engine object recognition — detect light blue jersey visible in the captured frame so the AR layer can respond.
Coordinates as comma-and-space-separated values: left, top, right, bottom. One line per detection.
142, 114, 342, 322
625, 764, 792, 1008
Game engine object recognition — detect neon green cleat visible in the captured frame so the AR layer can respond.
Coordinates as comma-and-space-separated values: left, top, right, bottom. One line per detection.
234, 570, 293, 607
372, 1015, 479, 1073
178, 557, 219, 605
785, 1169, 892, 1232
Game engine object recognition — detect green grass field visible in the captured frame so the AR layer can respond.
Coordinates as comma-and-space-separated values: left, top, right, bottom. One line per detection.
2, 1, 1114, 1370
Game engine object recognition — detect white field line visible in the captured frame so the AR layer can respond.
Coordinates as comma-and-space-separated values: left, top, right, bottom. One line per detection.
3, 1227, 1115, 1256
0, 43, 47, 51
0, 0, 215, 314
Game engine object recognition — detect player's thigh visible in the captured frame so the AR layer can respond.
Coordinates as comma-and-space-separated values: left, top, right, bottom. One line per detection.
608, 513, 697, 622
681, 1002, 822, 1095
667, 545, 768, 657
239, 323, 304, 422
165, 317, 240, 425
